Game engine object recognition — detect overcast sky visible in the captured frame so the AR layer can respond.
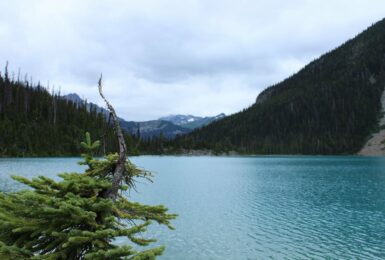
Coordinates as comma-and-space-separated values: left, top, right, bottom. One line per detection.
0, 0, 384, 121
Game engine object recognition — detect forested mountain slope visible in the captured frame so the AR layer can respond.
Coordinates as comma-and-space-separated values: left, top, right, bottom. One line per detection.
173, 18, 385, 154
0, 71, 120, 156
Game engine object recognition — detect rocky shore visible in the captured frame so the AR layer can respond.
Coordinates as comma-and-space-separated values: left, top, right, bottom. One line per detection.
358, 89, 385, 156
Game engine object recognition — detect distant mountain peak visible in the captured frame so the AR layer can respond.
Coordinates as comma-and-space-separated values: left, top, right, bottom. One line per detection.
62, 93, 225, 138
159, 113, 226, 129
63, 93, 83, 103
214, 113, 226, 118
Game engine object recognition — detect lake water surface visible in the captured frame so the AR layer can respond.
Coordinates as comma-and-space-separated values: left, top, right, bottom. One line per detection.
1, 156, 385, 259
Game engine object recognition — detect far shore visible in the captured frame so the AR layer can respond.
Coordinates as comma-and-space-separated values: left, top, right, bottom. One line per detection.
1, 149, 384, 158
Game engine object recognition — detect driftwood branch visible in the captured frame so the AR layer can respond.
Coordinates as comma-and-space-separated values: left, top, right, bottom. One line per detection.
98, 75, 127, 200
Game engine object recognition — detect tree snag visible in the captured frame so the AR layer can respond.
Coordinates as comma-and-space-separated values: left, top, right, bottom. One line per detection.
98, 75, 127, 200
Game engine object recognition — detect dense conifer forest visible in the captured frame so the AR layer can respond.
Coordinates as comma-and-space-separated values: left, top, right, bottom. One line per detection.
169, 18, 385, 154
0, 65, 143, 156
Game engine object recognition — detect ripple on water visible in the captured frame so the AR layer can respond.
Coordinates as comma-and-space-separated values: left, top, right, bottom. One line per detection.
1, 156, 385, 259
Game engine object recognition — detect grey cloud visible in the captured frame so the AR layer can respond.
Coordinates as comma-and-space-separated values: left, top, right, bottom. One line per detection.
0, 0, 385, 120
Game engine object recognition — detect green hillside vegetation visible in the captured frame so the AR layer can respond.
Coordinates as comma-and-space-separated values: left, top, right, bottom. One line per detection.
0, 66, 141, 156
171, 18, 385, 154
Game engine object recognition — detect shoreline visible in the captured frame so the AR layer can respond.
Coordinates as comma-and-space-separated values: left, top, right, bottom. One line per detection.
0, 149, 383, 158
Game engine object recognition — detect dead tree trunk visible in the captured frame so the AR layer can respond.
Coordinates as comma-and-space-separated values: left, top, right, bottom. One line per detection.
98, 75, 127, 200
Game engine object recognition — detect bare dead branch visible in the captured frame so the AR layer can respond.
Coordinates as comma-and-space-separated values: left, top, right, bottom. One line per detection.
98, 75, 127, 200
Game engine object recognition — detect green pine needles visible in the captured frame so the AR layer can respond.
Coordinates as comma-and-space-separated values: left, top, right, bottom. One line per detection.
0, 132, 176, 259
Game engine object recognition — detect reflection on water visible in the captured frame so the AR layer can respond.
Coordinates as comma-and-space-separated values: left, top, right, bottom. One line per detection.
1, 156, 385, 259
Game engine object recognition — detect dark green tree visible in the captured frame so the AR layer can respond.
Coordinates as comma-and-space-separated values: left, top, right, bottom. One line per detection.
0, 77, 176, 259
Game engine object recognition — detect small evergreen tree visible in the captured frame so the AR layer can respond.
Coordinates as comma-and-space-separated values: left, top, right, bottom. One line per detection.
0, 77, 176, 259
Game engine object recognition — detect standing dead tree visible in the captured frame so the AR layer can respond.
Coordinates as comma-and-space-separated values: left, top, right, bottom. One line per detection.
98, 75, 128, 200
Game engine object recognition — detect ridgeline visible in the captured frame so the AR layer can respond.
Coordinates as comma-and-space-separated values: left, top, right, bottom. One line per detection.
171, 18, 385, 154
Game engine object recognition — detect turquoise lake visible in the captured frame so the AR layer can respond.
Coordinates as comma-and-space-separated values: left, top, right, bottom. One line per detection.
1, 156, 385, 259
